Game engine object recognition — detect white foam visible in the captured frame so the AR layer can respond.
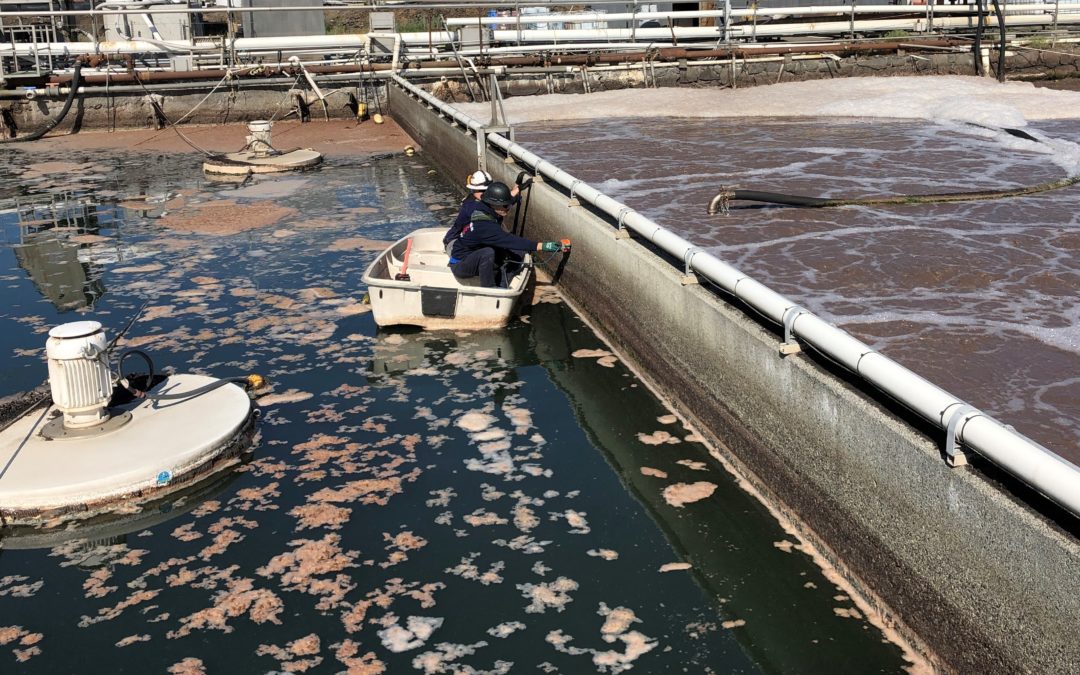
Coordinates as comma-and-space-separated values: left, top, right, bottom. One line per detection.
456, 76, 1080, 125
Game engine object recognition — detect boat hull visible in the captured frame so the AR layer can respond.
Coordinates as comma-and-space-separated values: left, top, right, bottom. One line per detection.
362, 228, 532, 330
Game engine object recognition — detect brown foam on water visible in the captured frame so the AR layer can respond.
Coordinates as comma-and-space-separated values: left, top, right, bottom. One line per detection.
159, 200, 298, 235
0, 626, 43, 662
257, 389, 314, 407
115, 634, 150, 648
325, 236, 393, 252
637, 430, 679, 446
167, 657, 206, 674
661, 482, 718, 508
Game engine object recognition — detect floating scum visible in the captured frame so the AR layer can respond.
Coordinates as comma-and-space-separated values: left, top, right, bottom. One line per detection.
0, 140, 918, 672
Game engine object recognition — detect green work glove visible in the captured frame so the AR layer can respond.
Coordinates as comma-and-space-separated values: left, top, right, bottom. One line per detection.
541, 241, 562, 252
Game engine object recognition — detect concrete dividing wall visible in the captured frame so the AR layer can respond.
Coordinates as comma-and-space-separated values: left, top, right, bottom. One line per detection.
389, 83, 1080, 673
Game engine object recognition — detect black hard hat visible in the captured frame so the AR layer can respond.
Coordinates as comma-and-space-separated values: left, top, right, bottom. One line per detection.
481, 181, 512, 207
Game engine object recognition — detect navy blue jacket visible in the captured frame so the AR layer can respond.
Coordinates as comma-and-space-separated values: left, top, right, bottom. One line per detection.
443, 195, 483, 245
449, 203, 537, 262
443, 191, 524, 246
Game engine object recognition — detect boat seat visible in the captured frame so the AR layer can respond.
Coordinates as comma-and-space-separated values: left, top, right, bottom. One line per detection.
412, 262, 455, 275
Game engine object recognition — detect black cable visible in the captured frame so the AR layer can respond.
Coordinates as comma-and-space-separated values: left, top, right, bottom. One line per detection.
991, 0, 1007, 82
0, 60, 83, 144
118, 349, 248, 401
973, 0, 986, 77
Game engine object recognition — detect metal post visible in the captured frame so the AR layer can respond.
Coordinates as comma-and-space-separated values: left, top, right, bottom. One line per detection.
849, 0, 856, 41
1052, 0, 1060, 46
751, 0, 758, 43
723, 0, 731, 44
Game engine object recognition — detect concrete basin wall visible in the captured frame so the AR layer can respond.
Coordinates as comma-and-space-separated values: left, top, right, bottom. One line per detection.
388, 84, 1080, 674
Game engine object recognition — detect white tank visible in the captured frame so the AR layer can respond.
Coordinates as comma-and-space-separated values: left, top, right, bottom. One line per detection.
45, 321, 113, 428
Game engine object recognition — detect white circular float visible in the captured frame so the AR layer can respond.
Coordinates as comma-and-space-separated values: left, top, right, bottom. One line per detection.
203, 120, 323, 175
0, 322, 257, 529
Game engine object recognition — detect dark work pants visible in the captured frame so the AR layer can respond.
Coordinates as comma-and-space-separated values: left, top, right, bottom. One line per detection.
451, 247, 496, 287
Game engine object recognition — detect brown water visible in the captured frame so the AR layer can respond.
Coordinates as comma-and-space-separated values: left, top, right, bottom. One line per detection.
518, 116, 1080, 464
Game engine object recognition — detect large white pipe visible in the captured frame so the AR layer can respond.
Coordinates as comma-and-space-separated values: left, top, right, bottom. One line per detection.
490, 14, 1074, 43
0, 12, 1024, 58
389, 74, 1080, 518
4, 7, 1079, 57
444, 4, 1076, 25
0, 30, 441, 57
2, 2, 1068, 20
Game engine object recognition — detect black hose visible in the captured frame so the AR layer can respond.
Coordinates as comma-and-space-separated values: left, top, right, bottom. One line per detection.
973, 0, 986, 77
0, 61, 83, 144
118, 349, 248, 401
991, 0, 1007, 82
721, 190, 832, 208
708, 174, 1080, 212
516, 180, 534, 237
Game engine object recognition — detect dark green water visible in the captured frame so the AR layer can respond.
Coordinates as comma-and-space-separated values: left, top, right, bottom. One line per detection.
0, 147, 912, 672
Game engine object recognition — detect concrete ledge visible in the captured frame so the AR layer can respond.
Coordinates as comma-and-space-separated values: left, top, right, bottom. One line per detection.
388, 83, 1080, 673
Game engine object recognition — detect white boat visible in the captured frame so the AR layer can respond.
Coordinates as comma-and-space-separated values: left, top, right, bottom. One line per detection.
362, 228, 532, 330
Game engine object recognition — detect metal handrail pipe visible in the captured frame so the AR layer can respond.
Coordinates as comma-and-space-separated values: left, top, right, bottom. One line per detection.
5, 14, 1079, 58
0, 2, 1066, 20
390, 73, 1080, 517
444, 4, 1061, 27
0, 30, 440, 55
455, 42, 683, 56
488, 14, 1074, 43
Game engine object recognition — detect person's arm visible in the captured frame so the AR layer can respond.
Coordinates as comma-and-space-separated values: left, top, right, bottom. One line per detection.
471, 221, 538, 252
470, 221, 570, 253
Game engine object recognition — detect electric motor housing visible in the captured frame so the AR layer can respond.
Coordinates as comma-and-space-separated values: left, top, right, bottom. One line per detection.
45, 321, 112, 428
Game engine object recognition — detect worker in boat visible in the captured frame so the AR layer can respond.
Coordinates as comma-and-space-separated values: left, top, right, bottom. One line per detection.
443, 169, 531, 253
449, 181, 569, 288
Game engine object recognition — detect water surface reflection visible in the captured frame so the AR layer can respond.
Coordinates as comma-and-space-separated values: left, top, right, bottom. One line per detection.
0, 147, 912, 672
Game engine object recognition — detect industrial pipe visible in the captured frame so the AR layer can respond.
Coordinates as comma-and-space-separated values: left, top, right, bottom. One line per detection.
0, 12, 1074, 58
389, 74, 1080, 518
0, 61, 83, 143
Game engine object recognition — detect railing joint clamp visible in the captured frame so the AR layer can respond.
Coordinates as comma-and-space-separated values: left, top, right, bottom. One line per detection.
614, 207, 633, 239
944, 404, 980, 467
681, 247, 703, 285
780, 305, 807, 356
568, 180, 582, 207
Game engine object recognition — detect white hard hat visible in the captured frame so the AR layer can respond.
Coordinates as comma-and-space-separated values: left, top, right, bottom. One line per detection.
466, 170, 493, 191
